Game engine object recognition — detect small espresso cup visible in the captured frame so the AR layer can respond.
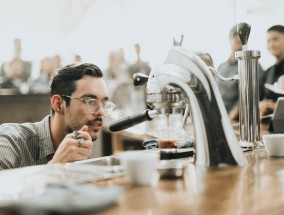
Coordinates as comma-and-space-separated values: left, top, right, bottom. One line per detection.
263, 134, 284, 157
121, 151, 159, 186
158, 127, 179, 150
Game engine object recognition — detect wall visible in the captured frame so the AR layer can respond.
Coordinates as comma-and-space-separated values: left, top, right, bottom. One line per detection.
1, 0, 283, 72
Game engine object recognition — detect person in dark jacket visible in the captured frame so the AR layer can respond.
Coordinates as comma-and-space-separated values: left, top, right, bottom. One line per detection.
260, 25, 284, 118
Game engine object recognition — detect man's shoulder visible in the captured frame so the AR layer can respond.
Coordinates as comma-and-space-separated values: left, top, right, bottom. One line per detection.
265, 64, 275, 72
0, 116, 50, 139
0, 122, 37, 138
262, 64, 276, 80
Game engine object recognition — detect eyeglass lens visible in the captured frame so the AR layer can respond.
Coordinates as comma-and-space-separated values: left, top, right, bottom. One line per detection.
85, 99, 114, 116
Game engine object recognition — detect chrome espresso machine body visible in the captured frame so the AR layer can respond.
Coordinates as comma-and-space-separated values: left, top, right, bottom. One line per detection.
109, 27, 253, 167
110, 39, 247, 167
145, 46, 247, 167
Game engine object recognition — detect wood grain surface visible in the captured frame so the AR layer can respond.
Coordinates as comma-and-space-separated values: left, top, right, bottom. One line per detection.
94, 148, 284, 215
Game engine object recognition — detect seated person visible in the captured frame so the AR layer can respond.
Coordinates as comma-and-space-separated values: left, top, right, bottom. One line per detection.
128, 44, 151, 77
0, 38, 32, 83
30, 57, 55, 94
0, 58, 25, 91
0, 63, 116, 170
260, 25, 284, 118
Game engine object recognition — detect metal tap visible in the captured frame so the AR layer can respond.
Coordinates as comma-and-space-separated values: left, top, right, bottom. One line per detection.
209, 23, 261, 148
146, 37, 247, 167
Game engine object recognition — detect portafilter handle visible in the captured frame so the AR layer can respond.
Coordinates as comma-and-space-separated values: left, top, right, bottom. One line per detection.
109, 109, 158, 132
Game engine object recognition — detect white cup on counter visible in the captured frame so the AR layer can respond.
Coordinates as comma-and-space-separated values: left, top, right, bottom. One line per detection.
263, 134, 284, 157
120, 151, 159, 186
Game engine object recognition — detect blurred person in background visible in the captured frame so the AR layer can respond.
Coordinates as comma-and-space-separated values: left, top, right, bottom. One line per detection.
128, 43, 151, 77
216, 25, 264, 121
259, 25, 284, 118
74, 54, 82, 62
104, 45, 148, 117
0, 63, 116, 170
111, 43, 151, 116
30, 57, 55, 94
104, 51, 119, 81
195, 52, 214, 67
0, 38, 32, 85
51, 55, 62, 75
104, 48, 129, 83
0, 58, 24, 91
104, 48, 137, 116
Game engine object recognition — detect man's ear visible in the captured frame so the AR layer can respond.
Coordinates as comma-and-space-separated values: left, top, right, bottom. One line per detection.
51, 95, 64, 115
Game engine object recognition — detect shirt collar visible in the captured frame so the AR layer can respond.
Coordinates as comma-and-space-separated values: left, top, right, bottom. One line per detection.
37, 115, 55, 160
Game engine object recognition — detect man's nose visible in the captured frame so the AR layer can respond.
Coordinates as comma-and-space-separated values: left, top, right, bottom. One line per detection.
94, 103, 105, 116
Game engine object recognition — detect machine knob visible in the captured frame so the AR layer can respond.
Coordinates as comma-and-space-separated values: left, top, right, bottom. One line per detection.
133, 73, 149, 86
237, 22, 251, 50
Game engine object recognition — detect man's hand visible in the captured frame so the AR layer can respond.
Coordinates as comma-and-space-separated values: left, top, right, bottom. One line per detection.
49, 125, 93, 164
259, 99, 276, 119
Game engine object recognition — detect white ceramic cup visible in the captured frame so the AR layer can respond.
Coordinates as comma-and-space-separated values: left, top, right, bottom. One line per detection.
263, 134, 284, 157
121, 151, 159, 186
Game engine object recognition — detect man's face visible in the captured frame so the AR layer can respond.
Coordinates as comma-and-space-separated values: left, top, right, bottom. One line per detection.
267, 31, 284, 58
64, 76, 109, 141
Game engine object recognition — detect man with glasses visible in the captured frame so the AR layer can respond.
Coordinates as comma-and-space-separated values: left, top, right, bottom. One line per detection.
0, 63, 116, 169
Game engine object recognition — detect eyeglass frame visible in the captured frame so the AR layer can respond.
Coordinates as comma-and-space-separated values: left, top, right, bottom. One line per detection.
60, 94, 116, 116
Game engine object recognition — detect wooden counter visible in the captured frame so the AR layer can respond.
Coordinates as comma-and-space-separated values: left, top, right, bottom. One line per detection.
93, 148, 284, 215
1, 147, 283, 215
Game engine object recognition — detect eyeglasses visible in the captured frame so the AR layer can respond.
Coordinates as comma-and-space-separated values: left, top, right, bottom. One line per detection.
61, 95, 116, 116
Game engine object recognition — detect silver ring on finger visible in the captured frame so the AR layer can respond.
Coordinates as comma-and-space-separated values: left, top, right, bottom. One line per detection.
74, 130, 83, 139
78, 138, 84, 147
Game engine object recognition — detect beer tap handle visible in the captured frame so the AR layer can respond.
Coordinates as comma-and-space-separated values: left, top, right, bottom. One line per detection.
237, 23, 251, 50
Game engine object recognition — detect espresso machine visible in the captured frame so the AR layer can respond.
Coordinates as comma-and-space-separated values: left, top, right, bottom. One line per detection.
110, 28, 249, 167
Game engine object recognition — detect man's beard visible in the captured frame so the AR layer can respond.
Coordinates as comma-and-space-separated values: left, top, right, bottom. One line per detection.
66, 126, 73, 134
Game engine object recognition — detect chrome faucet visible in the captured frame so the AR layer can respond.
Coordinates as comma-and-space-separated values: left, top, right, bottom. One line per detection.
145, 39, 247, 167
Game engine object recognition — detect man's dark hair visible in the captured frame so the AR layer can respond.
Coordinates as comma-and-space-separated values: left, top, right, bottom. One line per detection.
267, 25, 284, 34
50, 63, 103, 115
